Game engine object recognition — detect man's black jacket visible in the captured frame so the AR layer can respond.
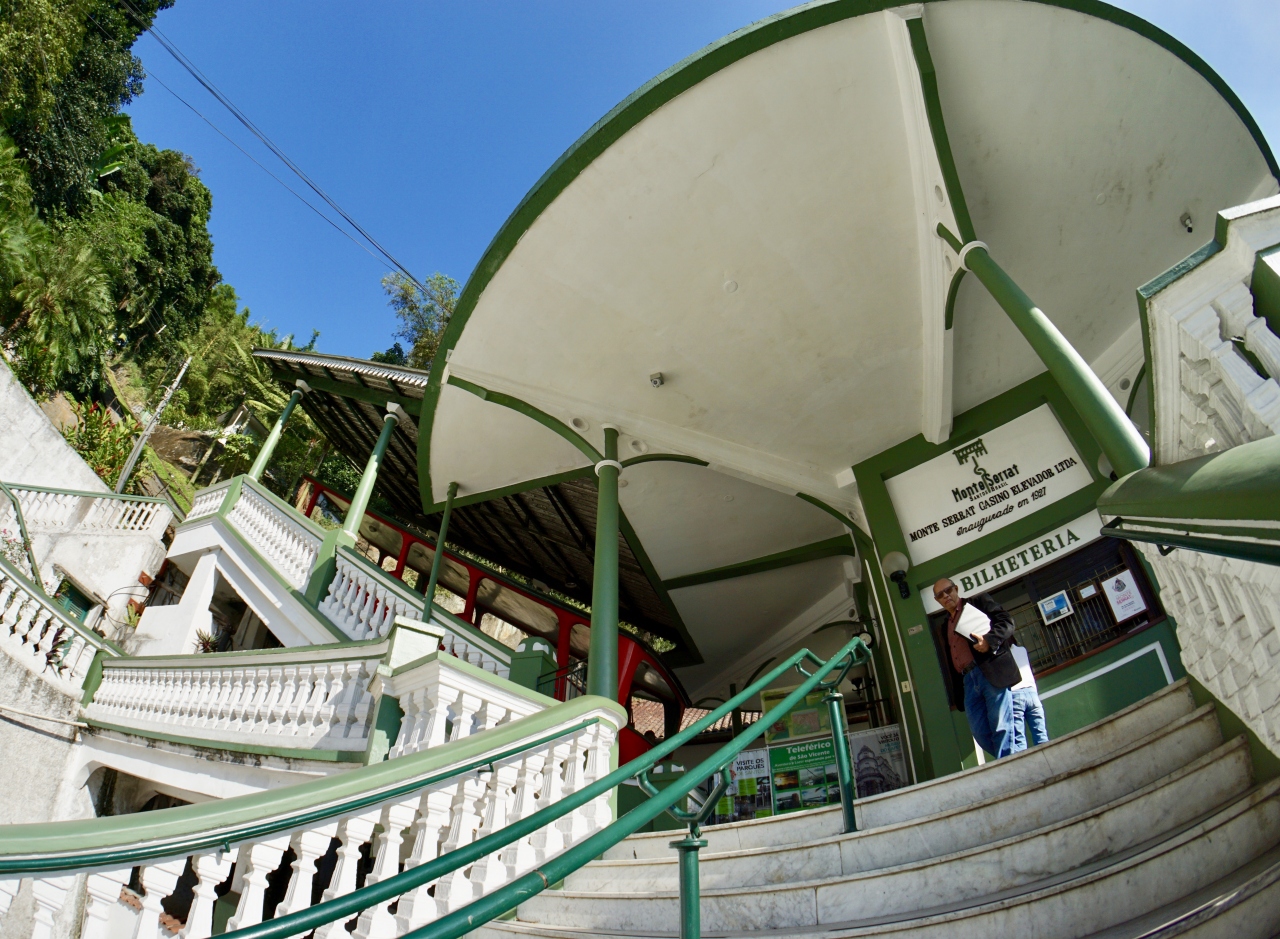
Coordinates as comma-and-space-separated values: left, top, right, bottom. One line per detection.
938, 593, 1022, 710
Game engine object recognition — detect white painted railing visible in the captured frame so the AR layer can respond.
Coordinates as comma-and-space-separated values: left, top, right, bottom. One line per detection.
320, 548, 425, 641
186, 480, 232, 522
0, 484, 173, 540
0, 555, 109, 693
85, 647, 383, 752
224, 480, 325, 590
0, 704, 619, 939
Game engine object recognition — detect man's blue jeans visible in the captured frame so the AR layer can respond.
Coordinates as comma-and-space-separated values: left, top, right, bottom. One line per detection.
963, 666, 1016, 759
1012, 687, 1049, 750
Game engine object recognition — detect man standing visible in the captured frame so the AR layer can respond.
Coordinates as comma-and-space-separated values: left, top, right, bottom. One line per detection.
1010, 644, 1050, 749
933, 578, 1023, 759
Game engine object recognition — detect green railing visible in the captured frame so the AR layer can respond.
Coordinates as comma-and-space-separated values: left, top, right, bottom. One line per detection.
215, 636, 869, 939
1098, 435, 1280, 565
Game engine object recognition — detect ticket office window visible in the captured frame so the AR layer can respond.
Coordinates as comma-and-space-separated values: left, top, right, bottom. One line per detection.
930, 537, 1165, 692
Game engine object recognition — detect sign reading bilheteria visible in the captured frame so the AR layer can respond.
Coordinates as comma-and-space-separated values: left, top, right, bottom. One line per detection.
885, 405, 1093, 565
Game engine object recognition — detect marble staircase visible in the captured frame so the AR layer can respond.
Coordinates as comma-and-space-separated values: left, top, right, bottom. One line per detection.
481, 679, 1280, 939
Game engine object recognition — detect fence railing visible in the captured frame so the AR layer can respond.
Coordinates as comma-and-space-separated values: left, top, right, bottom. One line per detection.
0, 553, 118, 693
0, 696, 622, 939
0, 483, 173, 541
224, 480, 326, 591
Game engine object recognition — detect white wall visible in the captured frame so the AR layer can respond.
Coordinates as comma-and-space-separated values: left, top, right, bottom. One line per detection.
0, 358, 108, 492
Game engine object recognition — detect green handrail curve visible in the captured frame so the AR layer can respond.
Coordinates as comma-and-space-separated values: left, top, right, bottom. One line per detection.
0, 551, 121, 657
1097, 435, 1280, 564
217, 636, 868, 939
0, 697, 623, 873
0, 480, 48, 594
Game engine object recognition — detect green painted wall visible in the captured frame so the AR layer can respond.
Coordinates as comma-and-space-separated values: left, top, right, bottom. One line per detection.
852, 373, 1112, 779
1036, 620, 1183, 738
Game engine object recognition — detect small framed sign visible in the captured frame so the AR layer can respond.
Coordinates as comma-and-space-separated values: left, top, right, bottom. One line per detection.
1103, 569, 1148, 622
1078, 583, 1098, 600
1037, 589, 1073, 625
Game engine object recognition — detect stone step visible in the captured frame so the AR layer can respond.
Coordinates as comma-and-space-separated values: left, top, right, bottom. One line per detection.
567, 719, 1237, 895
607, 678, 1196, 861
533, 734, 1250, 931
483, 777, 1280, 939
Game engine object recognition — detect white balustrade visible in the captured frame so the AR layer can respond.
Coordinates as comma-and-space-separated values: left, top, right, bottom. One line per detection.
86, 649, 382, 752
0, 710, 618, 939
224, 481, 324, 590
186, 483, 231, 522
1, 486, 172, 540
320, 549, 427, 641
0, 558, 104, 692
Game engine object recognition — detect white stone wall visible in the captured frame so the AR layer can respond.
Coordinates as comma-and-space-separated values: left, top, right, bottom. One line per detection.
0, 359, 107, 492
1140, 546, 1280, 756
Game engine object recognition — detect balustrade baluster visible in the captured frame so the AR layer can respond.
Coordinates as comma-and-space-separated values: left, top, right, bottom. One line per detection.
313, 811, 379, 939
225, 837, 291, 931
0, 878, 19, 917
134, 858, 188, 939
182, 850, 237, 939
276, 825, 337, 918
498, 746, 548, 878
82, 868, 131, 939
30, 874, 76, 939
353, 798, 420, 939
394, 781, 460, 932
468, 753, 523, 894
530, 737, 572, 863
557, 730, 592, 846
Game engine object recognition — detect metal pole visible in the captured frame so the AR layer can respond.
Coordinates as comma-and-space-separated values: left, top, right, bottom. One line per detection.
116, 356, 192, 493
936, 224, 1149, 478
341, 408, 400, 539
423, 481, 458, 614
248, 381, 308, 482
670, 830, 707, 939
587, 425, 620, 700
826, 690, 857, 833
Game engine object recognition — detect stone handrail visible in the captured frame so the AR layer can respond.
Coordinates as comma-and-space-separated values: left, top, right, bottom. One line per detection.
84, 644, 386, 754
224, 479, 325, 590
0, 484, 173, 541
0, 696, 623, 939
0, 554, 116, 694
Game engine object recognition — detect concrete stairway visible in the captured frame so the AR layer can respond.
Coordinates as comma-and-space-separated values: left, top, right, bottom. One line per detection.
479, 679, 1280, 939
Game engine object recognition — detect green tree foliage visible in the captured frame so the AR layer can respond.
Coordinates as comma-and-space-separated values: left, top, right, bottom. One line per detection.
382, 271, 457, 369
60, 397, 138, 487
370, 341, 406, 365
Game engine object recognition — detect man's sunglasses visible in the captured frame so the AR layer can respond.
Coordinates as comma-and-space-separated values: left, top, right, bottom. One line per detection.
934, 585, 957, 602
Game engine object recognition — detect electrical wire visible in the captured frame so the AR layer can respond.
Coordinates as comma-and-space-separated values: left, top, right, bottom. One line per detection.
116, 0, 427, 291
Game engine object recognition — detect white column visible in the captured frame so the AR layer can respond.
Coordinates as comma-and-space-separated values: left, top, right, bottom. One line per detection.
82, 869, 131, 939
182, 850, 237, 939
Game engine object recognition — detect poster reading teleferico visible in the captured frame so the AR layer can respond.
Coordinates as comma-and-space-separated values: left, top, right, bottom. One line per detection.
884, 405, 1094, 565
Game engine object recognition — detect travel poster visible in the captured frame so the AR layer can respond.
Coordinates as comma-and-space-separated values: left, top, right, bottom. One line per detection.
710, 748, 773, 824
847, 724, 908, 797
769, 737, 839, 814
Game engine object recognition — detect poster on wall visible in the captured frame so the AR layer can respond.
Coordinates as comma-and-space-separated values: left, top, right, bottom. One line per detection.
761, 687, 832, 744
885, 404, 1094, 566
769, 738, 838, 814
847, 725, 908, 797
712, 749, 772, 823
1102, 569, 1148, 622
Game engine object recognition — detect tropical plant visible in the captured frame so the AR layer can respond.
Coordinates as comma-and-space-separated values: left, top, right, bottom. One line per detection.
382, 271, 458, 369
61, 397, 138, 486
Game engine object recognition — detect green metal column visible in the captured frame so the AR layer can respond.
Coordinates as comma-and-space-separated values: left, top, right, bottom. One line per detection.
937, 224, 1150, 478
670, 833, 707, 939
248, 383, 307, 482
342, 408, 400, 539
587, 425, 621, 700
826, 690, 857, 833
423, 481, 458, 612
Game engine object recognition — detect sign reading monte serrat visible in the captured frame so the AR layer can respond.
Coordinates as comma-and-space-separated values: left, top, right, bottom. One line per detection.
885, 405, 1093, 565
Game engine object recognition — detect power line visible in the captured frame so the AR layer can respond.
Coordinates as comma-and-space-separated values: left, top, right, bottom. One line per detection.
116, 0, 426, 292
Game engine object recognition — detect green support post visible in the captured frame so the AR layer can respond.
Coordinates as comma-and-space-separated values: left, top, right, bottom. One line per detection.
936, 224, 1150, 478
342, 406, 402, 539
248, 382, 308, 482
423, 481, 458, 612
587, 425, 621, 700
826, 690, 857, 833
671, 833, 707, 939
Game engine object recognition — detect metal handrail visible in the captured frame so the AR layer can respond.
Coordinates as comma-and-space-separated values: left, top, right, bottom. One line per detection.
0, 480, 47, 594
219, 636, 869, 939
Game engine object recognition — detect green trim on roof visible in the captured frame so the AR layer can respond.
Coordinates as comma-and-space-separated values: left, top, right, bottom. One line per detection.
445, 376, 603, 464
620, 454, 710, 469
415, 0, 1276, 515
943, 269, 966, 331
794, 492, 870, 542
294, 373, 423, 416
663, 534, 857, 591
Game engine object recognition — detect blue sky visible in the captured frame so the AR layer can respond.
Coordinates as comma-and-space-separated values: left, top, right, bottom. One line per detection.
124, 1, 1280, 359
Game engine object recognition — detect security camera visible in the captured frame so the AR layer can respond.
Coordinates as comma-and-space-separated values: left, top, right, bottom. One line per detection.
649, 372, 664, 388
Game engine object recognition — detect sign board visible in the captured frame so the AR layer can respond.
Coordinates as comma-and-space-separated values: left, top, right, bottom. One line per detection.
1037, 589, 1073, 625
1103, 569, 1148, 622
769, 738, 839, 814
921, 511, 1104, 613
761, 687, 832, 744
885, 405, 1094, 565
714, 749, 772, 823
